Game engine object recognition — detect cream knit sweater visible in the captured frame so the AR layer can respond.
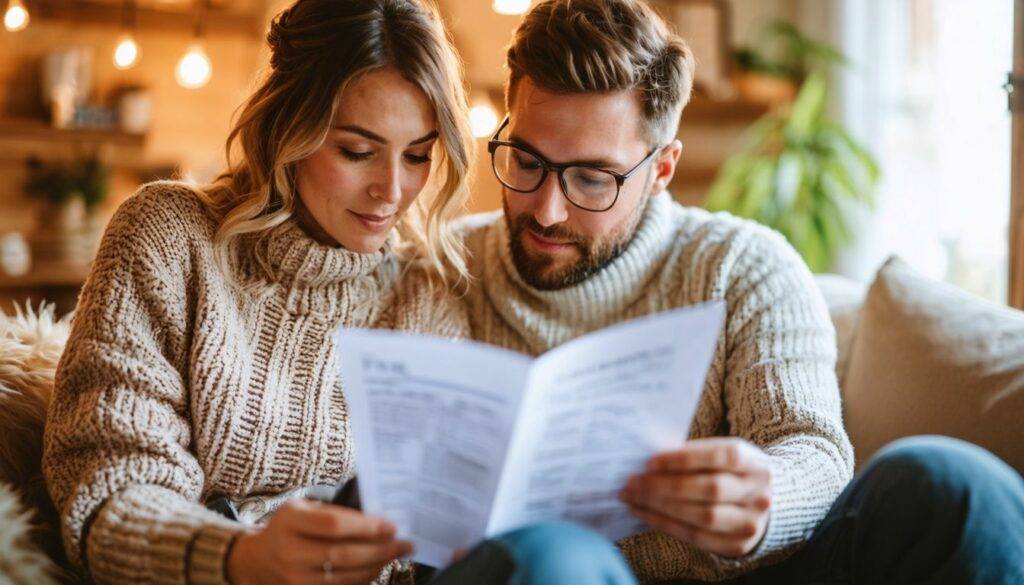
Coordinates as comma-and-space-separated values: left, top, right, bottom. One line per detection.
42, 182, 463, 585
459, 192, 855, 582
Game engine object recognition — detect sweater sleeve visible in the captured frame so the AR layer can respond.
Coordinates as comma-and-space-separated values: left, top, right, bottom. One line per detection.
619, 222, 854, 582
42, 186, 250, 584
712, 225, 854, 572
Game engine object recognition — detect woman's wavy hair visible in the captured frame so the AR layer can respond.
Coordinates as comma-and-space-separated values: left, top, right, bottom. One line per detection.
198, 0, 473, 286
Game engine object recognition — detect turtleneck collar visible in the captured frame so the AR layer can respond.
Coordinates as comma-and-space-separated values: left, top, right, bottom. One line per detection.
482, 192, 678, 352
239, 218, 398, 319
262, 218, 392, 288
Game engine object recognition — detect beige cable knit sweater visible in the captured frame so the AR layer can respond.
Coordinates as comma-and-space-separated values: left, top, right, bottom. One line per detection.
42, 181, 465, 585
459, 192, 855, 583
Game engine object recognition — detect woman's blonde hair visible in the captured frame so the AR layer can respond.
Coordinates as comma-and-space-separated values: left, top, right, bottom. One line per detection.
198, 0, 473, 286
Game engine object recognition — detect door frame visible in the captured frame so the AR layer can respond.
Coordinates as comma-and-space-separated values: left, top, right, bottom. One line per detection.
1011, 0, 1023, 308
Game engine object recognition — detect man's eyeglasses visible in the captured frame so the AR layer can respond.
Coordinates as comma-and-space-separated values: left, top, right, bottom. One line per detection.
487, 116, 664, 213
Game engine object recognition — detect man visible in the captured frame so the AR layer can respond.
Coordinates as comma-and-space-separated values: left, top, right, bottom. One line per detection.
456, 0, 1024, 583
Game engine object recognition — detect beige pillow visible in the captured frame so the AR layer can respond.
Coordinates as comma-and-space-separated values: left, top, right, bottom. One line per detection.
843, 256, 1024, 473
814, 274, 867, 388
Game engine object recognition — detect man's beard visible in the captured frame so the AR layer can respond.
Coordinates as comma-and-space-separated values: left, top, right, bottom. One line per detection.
503, 192, 649, 291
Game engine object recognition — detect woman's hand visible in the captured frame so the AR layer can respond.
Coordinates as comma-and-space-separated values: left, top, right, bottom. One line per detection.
227, 498, 413, 585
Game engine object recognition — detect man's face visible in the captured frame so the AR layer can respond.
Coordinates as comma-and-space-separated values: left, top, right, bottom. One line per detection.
501, 77, 681, 290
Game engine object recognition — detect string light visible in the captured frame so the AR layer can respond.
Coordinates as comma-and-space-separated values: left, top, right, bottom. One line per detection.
470, 103, 499, 138
3, 0, 29, 32
176, 0, 212, 89
113, 0, 140, 70
176, 44, 212, 88
492, 0, 530, 15
114, 35, 140, 69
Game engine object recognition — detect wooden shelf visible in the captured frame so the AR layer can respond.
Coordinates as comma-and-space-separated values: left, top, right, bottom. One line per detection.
684, 96, 772, 124
0, 118, 146, 147
0, 118, 151, 173
674, 164, 721, 185
0, 261, 91, 289
31, 0, 264, 38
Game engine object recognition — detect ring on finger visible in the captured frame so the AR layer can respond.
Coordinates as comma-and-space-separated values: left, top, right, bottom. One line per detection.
322, 559, 334, 583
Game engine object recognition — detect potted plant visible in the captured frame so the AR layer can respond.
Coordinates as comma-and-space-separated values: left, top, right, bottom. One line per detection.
705, 71, 879, 272
24, 155, 110, 265
732, 20, 843, 105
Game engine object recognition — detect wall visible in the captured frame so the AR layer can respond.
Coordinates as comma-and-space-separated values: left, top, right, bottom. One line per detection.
0, 0, 809, 226
445, 0, 802, 213
0, 15, 266, 232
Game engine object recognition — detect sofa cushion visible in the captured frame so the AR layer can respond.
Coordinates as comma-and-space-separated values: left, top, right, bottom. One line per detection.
843, 256, 1024, 473
814, 274, 867, 387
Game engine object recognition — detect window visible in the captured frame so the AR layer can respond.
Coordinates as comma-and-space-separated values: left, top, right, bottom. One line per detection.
839, 0, 1014, 304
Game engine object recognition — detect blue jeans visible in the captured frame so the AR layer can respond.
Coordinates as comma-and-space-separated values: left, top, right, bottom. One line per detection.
742, 436, 1024, 585
433, 437, 1024, 584
429, 521, 638, 585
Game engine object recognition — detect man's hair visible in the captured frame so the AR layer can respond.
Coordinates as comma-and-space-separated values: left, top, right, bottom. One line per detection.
505, 0, 696, 146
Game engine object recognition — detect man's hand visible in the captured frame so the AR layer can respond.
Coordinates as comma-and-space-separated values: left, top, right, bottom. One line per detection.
619, 437, 772, 558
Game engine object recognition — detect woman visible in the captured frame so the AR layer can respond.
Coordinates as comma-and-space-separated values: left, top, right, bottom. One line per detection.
41, 1, 636, 584
42, 0, 467, 582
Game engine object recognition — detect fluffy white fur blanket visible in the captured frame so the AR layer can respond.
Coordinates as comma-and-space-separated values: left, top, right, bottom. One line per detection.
0, 481, 57, 585
0, 303, 70, 584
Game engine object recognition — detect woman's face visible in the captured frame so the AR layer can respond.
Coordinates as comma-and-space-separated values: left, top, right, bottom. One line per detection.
294, 67, 438, 253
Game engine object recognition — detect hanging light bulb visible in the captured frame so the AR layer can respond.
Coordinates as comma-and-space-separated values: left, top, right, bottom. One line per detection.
492, 0, 530, 15
4, 0, 30, 32
114, 35, 141, 69
176, 0, 211, 89
113, 0, 140, 70
470, 102, 499, 138
176, 43, 212, 88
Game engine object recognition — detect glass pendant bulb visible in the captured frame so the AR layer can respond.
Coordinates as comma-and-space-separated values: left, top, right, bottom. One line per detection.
176, 43, 212, 89
114, 34, 141, 70
470, 103, 499, 138
492, 0, 530, 16
4, 0, 29, 32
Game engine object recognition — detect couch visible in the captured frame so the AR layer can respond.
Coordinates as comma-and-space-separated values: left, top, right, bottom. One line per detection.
0, 255, 1022, 583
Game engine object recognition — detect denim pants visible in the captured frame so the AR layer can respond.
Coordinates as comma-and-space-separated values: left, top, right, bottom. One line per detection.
428, 520, 638, 585
440, 436, 1024, 585
213, 435, 1023, 584
664, 436, 1024, 585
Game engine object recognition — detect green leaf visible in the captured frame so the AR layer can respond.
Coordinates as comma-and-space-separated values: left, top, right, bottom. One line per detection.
786, 72, 827, 140
707, 155, 754, 211
738, 158, 776, 219
819, 196, 852, 245
821, 155, 859, 201
775, 152, 803, 210
707, 51, 877, 272
806, 214, 830, 271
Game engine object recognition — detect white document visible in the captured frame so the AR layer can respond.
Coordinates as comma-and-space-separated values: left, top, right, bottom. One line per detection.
334, 301, 725, 567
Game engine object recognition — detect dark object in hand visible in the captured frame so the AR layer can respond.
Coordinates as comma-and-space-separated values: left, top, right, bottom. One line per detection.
332, 476, 362, 510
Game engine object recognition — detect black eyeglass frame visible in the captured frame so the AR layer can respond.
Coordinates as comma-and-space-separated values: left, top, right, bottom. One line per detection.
487, 116, 664, 213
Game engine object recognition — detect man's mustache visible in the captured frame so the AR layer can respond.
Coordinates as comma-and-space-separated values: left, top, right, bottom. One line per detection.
512, 215, 586, 248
